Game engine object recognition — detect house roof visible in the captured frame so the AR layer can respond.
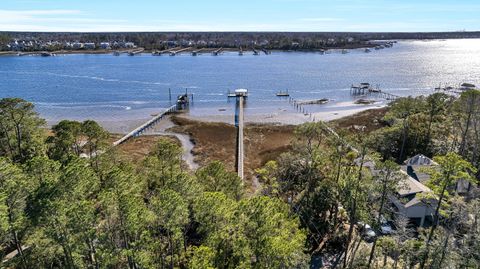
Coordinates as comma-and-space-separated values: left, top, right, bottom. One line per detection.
398, 172, 433, 196
404, 154, 437, 166
404, 197, 424, 208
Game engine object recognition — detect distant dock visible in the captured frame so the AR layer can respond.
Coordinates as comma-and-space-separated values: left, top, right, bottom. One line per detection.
350, 83, 399, 101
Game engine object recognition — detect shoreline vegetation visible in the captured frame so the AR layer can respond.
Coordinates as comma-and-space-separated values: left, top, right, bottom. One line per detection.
0, 44, 379, 57
2, 31, 480, 55
1, 88, 480, 268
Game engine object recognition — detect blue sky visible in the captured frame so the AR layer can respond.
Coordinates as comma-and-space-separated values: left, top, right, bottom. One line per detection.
1, 0, 479, 32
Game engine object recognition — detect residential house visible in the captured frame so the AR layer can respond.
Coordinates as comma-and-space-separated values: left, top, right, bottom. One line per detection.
357, 156, 437, 227
72, 42, 84, 50
124, 42, 136, 48
84, 43, 96, 50
402, 154, 476, 196
389, 174, 436, 227
100, 42, 111, 49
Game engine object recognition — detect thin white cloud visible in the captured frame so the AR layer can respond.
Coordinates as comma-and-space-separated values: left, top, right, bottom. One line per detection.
0, 9, 81, 22
299, 18, 344, 22
0, 7, 478, 32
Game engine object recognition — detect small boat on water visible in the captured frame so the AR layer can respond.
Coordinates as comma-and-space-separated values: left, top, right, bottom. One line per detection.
364, 48, 372, 53
41, 52, 54, 57
276, 90, 290, 97
299, 98, 329, 105
355, 99, 376, 105
128, 52, 135, 56
113, 51, 121, 56
152, 51, 161, 56
359, 82, 371, 89
342, 49, 349, 54
459, 83, 476, 91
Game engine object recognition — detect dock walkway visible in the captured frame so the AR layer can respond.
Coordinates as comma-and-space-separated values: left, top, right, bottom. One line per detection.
236, 96, 245, 179
113, 105, 177, 146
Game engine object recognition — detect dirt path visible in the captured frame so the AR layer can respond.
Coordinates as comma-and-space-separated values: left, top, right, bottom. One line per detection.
143, 117, 199, 170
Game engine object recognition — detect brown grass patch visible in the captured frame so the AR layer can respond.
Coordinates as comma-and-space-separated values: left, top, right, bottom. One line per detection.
170, 116, 296, 178
109, 134, 179, 164
331, 107, 389, 133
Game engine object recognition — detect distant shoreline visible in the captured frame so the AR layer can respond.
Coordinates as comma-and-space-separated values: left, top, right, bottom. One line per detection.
0, 43, 379, 57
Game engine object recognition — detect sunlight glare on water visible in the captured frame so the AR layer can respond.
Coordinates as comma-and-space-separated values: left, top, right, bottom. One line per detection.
0, 39, 479, 123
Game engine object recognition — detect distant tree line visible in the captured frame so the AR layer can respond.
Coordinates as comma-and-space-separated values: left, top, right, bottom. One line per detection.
2, 31, 480, 51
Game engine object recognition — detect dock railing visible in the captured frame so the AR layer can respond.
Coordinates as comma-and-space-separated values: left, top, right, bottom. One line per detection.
112, 105, 177, 146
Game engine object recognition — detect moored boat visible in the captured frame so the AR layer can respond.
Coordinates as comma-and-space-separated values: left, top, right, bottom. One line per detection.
276, 90, 290, 97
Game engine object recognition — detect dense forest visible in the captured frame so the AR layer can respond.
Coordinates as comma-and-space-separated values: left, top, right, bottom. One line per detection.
0, 90, 479, 268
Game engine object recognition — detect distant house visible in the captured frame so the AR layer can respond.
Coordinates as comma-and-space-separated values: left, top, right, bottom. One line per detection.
84, 43, 96, 50
124, 42, 135, 48
72, 42, 84, 50
259, 40, 269, 46
100, 42, 111, 49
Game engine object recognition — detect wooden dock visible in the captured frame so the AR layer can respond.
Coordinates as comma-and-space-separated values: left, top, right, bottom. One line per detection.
212, 48, 223, 56
152, 47, 180, 56
191, 48, 204, 56
169, 47, 192, 56
350, 83, 399, 101
112, 105, 177, 146
236, 96, 245, 180
233, 89, 248, 180
127, 48, 144, 56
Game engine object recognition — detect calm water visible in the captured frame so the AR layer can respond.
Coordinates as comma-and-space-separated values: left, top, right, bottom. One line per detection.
1, 39, 480, 123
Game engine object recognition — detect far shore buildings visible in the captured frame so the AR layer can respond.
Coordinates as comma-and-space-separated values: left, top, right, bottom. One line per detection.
100, 42, 111, 49
2, 39, 136, 51
84, 43, 96, 50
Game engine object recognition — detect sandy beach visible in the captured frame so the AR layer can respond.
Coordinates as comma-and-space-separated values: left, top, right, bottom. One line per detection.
186, 100, 386, 125
81, 100, 387, 134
